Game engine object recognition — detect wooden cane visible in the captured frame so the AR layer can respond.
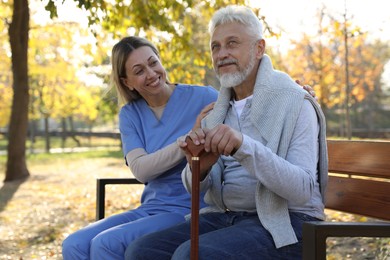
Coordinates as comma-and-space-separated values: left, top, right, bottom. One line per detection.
184, 136, 206, 260
190, 154, 200, 260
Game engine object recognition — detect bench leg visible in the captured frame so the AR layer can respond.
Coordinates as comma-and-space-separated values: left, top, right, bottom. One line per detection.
96, 179, 106, 221
95, 178, 142, 221
302, 222, 327, 260
303, 221, 390, 260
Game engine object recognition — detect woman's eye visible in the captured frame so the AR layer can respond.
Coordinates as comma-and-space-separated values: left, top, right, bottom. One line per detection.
135, 69, 143, 75
150, 60, 158, 66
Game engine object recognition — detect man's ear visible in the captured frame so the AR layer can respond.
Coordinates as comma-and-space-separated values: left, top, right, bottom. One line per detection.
256, 39, 266, 59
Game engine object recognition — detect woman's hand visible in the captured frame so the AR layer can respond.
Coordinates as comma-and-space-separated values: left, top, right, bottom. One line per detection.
296, 80, 318, 101
193, 102, 215, 130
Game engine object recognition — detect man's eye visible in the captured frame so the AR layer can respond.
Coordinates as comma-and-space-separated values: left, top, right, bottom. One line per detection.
227, 41, 238, 48
211, 44, 220, 51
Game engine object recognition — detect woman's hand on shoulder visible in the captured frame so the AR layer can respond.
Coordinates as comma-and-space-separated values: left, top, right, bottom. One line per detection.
193, 102, 215, 130
295, 79, 318, 102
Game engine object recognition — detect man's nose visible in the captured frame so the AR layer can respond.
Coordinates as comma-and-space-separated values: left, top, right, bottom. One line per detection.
217, 46, 230, 59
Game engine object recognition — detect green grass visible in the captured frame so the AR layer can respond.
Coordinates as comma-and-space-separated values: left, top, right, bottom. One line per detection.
0, 135, 121, 151
0, 141, 123, 175
27, 149, 123, 161
0, 150, 123, 169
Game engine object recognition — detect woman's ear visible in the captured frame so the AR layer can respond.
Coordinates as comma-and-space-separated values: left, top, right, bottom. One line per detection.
121, 77, 134, 91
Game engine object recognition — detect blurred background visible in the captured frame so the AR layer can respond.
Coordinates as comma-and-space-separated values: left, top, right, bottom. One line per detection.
0, 0, 389, 259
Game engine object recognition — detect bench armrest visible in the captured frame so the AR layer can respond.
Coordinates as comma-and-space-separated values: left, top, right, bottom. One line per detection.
302, 221, 390, 260
96, 178, 142, 220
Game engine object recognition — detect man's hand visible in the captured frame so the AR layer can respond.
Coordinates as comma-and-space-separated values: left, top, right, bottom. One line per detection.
178, 134, 219, 180
178, 124, 242, 178
202, 124, 243, 156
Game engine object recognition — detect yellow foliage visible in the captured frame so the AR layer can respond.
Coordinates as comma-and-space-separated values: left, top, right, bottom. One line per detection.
22, 19, 105, 124
280, 14, 390, 111
0, 83, 12, 127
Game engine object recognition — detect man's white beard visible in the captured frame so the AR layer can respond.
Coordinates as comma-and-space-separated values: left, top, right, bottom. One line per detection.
217, 52, 257, 89
218, 72, 245, 89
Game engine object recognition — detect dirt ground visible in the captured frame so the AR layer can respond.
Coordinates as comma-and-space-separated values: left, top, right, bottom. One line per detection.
0, 153, 388, 259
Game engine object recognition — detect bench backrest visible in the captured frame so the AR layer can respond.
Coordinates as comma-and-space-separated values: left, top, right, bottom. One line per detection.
325, 140, 390, 220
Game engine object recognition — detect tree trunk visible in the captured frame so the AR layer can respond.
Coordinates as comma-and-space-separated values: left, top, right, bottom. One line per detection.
29, 119, 37, 154
5, 0, 30, 181
68, 116, 81, 147
61, 117, 67, 149
343, 1, 352, 140
44, 116, 50, 153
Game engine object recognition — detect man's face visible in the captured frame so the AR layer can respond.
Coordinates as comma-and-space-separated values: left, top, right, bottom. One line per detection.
210, 22, 262, 88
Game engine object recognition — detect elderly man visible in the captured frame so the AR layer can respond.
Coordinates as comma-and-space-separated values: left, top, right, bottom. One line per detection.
125, 5, 328, 260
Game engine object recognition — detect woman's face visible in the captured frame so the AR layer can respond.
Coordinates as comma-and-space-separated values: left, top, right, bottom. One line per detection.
122, 46, 168, 103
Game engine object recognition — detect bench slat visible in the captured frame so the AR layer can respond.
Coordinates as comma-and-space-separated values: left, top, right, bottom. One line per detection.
326, 176, 390, 220
328, 140, 390, 179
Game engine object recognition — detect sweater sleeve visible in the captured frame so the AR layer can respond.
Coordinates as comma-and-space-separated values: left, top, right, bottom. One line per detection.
233, 100, 320, 204
126, 141, 185, 183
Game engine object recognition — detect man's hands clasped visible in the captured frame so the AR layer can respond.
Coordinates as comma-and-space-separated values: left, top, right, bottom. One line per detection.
178, 125, 243, 179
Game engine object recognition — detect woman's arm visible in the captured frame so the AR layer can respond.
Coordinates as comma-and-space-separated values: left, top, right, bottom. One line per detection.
126, 142, 184, 183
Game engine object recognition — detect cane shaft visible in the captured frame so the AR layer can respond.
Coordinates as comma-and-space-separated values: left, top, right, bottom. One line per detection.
191, 156, 200, 260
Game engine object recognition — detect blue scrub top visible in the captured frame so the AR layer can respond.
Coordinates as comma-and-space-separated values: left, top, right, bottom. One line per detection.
119, 84, 218, 215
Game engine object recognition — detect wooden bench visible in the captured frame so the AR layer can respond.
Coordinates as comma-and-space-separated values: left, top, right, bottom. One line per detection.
303, 140, 390, 259
96, 140, 390, 258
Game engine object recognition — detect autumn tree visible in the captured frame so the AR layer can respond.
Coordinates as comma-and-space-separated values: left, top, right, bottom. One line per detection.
28, 20, 101, 152
5, 0, 30, 181
282, 8, 390, 137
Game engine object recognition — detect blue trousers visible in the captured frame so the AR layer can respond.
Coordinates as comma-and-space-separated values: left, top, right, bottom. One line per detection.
125, 211, 319, 260
62, 209, 185, 260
